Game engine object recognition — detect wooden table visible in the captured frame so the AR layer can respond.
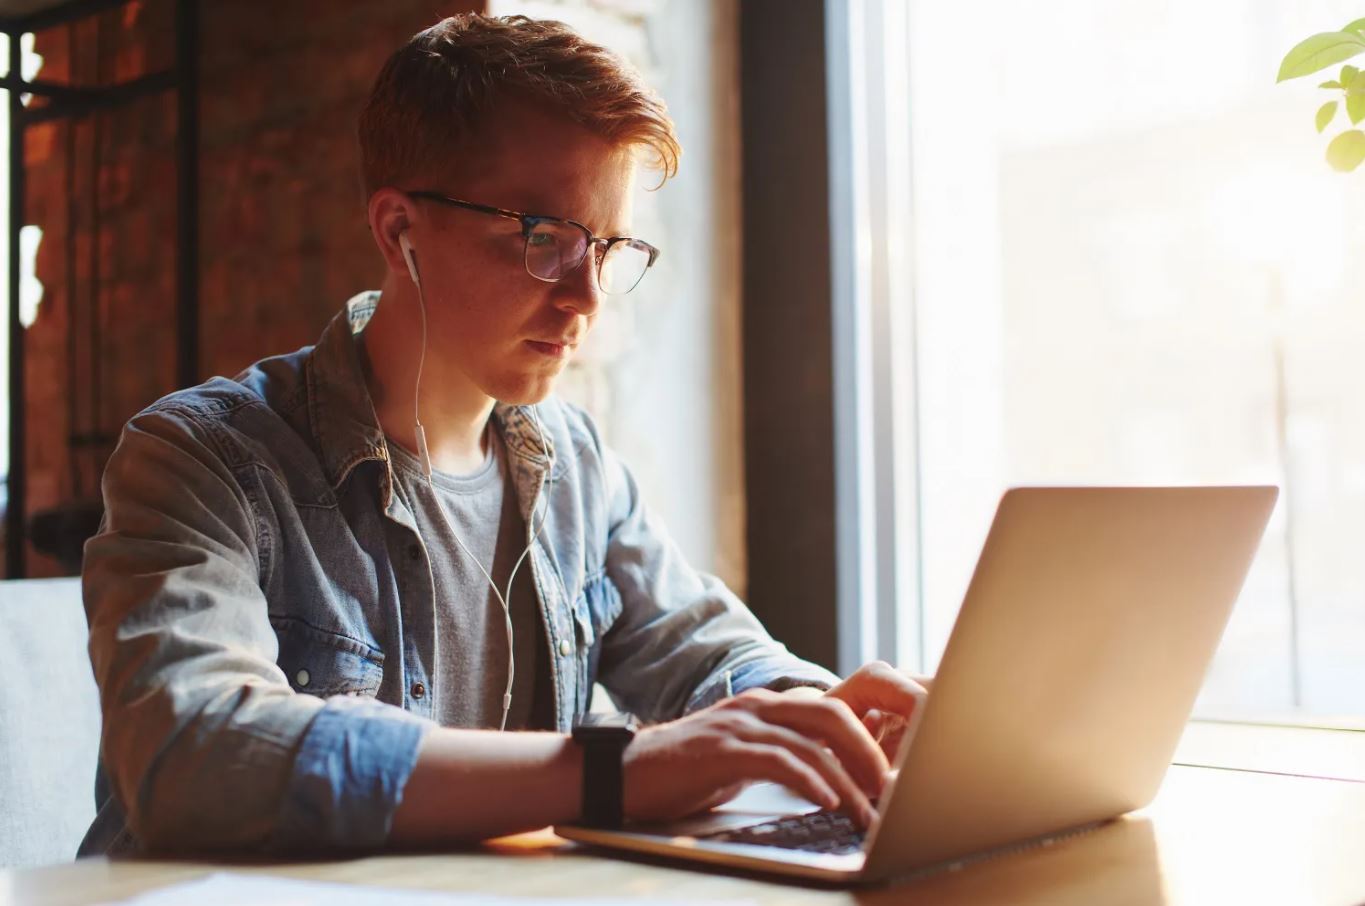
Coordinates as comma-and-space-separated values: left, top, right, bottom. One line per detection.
5, 726, 1364, 906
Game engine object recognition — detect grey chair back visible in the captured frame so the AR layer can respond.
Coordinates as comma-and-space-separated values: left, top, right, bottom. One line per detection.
0, 577, 101, 868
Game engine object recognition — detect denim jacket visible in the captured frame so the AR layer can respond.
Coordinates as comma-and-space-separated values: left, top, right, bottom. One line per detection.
78, 293, 838, 857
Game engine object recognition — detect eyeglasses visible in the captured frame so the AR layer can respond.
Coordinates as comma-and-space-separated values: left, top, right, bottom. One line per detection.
406, 190, 660, 295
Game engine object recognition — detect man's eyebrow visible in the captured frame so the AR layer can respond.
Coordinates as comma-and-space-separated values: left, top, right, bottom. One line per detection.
477, 191, 628, 236
539, 210, 633, 238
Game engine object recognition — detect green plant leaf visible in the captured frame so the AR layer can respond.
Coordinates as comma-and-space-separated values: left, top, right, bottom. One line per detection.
1351, 70, 1365, 92
1322, 79, 1344, 88
1278, 31, 1365, 82
1326, 129, 1365, 170
1344, 18, 1365, 35
1350, 94, 1365, 124
1345, 64, 1362, 85
1319, 100, 1340, 131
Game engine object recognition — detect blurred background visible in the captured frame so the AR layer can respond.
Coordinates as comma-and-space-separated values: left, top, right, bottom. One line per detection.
2, 0, 1362, 726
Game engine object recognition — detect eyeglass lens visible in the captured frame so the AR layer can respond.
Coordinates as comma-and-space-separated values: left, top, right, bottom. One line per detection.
523, 221, 652, 295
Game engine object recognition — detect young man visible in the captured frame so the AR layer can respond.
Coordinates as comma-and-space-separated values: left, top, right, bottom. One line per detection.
79, 14, 928, 855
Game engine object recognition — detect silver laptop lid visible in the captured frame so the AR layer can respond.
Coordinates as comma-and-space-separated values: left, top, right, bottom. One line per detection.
862, 486, 1278, 881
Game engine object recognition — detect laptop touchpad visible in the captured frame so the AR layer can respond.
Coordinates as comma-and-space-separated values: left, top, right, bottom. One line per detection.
636, 782, 825, 836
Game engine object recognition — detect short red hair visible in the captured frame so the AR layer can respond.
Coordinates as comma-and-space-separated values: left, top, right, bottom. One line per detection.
358, 13, 682, 199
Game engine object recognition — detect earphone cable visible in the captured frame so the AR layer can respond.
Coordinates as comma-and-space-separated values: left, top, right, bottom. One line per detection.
411, 269, 555, 731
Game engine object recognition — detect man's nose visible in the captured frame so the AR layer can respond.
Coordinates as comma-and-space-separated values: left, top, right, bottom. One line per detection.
551, 252, 603, 317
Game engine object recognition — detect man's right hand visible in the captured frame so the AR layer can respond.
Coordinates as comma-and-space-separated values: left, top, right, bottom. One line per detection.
621, 688, 890, 828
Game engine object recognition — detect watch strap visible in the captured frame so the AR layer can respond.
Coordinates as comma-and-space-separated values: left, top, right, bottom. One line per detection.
579, 736, 627, 828
573, 714, 636, 828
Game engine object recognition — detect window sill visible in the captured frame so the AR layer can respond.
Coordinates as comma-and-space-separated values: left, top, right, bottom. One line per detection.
1173, 719, 1365, 782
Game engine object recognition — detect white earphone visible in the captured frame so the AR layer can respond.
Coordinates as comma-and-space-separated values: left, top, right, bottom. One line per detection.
399, 231, 421, 288
397, 228, 555, 731
398, 231, 433, 476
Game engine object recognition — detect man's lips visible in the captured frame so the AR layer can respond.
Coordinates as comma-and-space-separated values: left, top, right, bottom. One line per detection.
525, 338, 578, 357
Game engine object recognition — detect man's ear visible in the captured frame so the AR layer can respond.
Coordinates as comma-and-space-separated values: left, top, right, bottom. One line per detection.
367, 187, 417, 280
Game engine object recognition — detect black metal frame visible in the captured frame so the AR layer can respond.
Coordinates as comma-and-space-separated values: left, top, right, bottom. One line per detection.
407, 189, 660, 294
3, 0, 199, 578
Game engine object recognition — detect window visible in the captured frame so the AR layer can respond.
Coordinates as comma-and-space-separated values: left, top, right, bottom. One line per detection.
1, 32, 11, 516
841, 0, 1365, 721
0, 32, 44, 552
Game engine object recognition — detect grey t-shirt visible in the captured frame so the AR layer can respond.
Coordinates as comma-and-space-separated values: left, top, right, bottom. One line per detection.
387, 424, 553, 730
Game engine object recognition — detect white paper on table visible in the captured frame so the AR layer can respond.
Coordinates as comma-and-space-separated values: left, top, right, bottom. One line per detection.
100, 872, 756, 906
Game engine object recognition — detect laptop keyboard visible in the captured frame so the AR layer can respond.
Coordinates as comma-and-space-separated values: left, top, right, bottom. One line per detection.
700, 810, 866, 855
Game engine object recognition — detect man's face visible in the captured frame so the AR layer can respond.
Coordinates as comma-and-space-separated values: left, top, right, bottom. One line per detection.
404, 102, 639, 406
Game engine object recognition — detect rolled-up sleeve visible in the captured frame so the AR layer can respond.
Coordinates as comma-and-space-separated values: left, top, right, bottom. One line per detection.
84, 405, 433, 854
272, 696, 430, 851
593, 436, 839, 723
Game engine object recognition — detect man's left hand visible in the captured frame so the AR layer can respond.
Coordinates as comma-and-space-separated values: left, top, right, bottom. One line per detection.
786, 661, 933, 763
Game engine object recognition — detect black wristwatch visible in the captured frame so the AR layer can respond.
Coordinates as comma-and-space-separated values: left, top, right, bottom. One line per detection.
572, 712, 638, 828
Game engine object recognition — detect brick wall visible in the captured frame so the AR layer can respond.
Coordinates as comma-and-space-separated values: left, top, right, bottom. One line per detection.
18, 0, 480, 576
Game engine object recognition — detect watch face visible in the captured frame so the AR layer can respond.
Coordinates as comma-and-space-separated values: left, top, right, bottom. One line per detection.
575, 712, 638, 738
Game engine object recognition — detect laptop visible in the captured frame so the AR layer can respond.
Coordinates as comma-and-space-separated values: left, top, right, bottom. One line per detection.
557, 485, 1279, 884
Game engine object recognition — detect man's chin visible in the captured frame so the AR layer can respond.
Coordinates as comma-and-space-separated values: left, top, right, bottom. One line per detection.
500, 392, 554, 407
488, 375, 559, 407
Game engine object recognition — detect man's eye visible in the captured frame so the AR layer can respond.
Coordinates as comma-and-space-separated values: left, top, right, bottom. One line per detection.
528, 231, 556, 247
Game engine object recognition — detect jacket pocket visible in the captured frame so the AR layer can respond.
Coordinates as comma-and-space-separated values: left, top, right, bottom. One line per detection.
270, 616, 385, 697
578, 567, 623, 639
574, 569, 623, 702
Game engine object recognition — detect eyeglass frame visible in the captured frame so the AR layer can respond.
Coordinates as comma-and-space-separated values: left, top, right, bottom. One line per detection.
405, 190, 661, 294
